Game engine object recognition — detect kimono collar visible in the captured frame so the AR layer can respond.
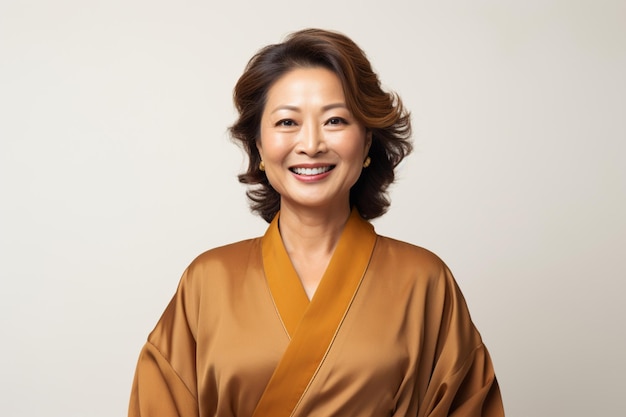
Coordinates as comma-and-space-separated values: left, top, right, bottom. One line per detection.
254, 209, 378, 416
261, 207, 377, 337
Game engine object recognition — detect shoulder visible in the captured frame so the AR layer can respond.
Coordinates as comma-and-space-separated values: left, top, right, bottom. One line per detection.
169, 237, 264, 311
374, 234, 449, 274
187, 237, 261, 270
369, 234, 465, 302
176, 237, 263, 290
372, 235, 482, 337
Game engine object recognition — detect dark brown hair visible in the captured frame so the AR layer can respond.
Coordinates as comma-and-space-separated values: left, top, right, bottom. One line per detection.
229, 28, 412, 222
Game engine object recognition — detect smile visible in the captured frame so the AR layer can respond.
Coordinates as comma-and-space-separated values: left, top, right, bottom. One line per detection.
290, 166, 334, 176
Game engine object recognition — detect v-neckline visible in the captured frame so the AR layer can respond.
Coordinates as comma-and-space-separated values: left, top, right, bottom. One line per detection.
260, 208, 377, 338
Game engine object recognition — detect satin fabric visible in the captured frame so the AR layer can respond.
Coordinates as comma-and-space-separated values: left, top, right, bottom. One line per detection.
129, 212, 504, 416
252, 210, 377, 417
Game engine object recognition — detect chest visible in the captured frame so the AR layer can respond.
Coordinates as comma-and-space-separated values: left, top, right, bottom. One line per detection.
194, 272, 423, 416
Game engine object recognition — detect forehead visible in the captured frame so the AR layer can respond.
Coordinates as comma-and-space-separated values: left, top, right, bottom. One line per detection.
264, 67, 345, 107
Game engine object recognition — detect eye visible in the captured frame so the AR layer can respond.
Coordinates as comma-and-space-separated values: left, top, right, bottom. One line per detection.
276, 119, 296, 127
326, 117, 348, 125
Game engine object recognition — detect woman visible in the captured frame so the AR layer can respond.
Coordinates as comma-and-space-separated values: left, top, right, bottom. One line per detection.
129, 29, 504, 417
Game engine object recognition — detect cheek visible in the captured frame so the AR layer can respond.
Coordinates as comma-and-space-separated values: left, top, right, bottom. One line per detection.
342, 133, 369, 161
258, 142, 280, 162
258, 130, 289, 160
257, 138, 274, 162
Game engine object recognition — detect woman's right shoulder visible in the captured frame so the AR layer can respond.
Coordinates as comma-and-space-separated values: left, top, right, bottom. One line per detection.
187, 237, 261, 272
158, 237, 265, 331
173, 237, 263, 292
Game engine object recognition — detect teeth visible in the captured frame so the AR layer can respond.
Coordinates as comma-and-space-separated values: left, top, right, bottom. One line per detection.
292, 166, 332, 175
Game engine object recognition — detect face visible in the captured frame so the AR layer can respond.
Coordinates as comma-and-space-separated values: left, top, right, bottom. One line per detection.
257, 67, 371, 214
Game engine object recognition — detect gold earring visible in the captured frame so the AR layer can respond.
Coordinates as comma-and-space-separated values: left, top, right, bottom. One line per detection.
363, 156, 371, 168
259, 160, 265, 171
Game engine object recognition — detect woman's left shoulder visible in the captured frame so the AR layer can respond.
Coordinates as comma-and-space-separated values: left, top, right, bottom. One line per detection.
375, 234, 447, 269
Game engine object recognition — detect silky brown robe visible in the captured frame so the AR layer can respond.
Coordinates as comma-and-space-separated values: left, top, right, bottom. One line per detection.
129, 211, 504, 416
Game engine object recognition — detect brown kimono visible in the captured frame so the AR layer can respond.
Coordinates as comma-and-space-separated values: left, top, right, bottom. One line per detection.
129, 210, 504, 416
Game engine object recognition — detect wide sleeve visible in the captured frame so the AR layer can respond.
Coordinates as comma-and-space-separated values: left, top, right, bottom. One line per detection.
418, 266, 504, 417
128, 269, 200, 417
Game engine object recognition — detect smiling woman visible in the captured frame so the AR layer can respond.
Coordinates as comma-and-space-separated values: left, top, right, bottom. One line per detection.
230, 28, 412, 222
257, 67, 370, 220
129, 28, 504, 417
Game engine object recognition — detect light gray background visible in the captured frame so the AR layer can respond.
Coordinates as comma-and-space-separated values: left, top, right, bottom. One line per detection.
1, 1, 624, 416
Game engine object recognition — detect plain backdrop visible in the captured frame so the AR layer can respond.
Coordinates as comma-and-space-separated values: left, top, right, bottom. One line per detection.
1, 1, 624, 416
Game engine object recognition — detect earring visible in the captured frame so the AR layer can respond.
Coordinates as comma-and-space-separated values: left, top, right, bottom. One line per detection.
363, 156, 371, 168
259, 160, 265, 171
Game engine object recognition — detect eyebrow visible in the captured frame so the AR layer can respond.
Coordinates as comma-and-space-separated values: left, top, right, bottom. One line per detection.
270, 102, 348, 114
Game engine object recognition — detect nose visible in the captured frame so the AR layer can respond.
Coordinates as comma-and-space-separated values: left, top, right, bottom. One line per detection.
296, 122, 326, 156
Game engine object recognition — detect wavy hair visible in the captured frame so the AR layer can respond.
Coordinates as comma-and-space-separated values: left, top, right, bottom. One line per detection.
229, 28, 412, 222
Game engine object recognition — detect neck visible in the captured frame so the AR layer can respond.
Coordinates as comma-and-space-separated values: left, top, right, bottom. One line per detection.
277, 201, 352, 257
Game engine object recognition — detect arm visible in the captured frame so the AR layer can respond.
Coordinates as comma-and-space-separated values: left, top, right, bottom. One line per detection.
419, 267, 504, 417
129, 342, 199, 417
129, 270, 200, 417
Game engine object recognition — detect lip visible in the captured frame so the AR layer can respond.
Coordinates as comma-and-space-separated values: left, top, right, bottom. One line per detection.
289, 162, 333, 168
289, 163, 335, 182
